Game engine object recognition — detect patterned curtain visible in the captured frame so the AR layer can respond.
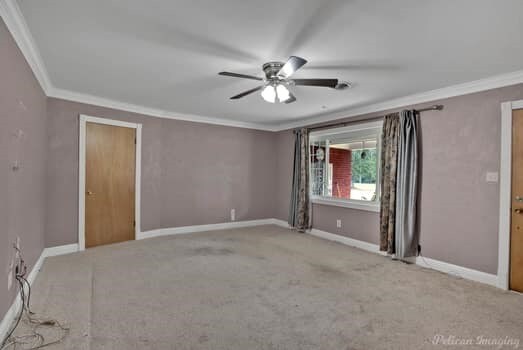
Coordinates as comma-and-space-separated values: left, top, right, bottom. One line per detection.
288, 128, 312, 232
379, 113, 400, 254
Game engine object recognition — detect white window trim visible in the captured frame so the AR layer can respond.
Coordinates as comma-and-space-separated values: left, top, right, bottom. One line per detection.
309, 120, 382, 212
309, 120, 383, 140
311, 196, 380, 212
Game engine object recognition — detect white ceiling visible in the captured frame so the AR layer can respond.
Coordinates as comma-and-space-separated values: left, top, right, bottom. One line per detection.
16, 0, 523, 128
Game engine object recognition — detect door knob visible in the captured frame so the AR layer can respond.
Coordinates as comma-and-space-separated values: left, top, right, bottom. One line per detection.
515, 208, 522, 214
86, 190, 95, 196
516, 196, 523, 202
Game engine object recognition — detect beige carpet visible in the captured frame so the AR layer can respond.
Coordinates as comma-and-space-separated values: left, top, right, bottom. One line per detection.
12, 225, 523, 349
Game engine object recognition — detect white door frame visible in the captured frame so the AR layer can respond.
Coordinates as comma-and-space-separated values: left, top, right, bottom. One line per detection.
78, 115, 142, 251
498, 100, 523, 289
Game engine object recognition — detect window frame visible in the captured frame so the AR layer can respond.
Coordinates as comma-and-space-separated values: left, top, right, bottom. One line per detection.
309, 120, 383, 212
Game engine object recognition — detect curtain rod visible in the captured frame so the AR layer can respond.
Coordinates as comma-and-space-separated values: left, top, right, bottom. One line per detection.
303, 104, 444, 132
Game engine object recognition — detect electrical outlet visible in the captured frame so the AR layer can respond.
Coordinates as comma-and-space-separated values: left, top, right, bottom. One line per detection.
7, 271, 13, 290
486, 172, 499, 183
230, 209, 236, 222
13, 238, 24, 278
336, 219, 341, 228
14, 237, 21, 266
7, 259, 14, 290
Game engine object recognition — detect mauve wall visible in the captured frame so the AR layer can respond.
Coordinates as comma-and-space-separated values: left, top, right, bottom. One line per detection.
275, 84, 523, 274
45, 98, 276, 247
0, 18, 47, 321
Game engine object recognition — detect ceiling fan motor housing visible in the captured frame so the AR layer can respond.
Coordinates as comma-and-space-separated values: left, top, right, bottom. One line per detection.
263, 62, 285, 80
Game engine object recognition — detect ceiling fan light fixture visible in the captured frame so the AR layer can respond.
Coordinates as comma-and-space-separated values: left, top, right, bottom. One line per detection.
261, 85, 276, 103
220, 56, 345, 103
276, 84, 290, 102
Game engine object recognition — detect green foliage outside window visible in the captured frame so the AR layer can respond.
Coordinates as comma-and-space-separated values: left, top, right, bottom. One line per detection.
351, 149, 377, 184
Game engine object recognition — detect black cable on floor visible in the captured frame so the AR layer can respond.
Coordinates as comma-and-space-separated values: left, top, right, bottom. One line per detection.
0, 248, 70, 350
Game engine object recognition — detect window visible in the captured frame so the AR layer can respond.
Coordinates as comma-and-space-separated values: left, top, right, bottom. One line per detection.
309, 121, 382, 212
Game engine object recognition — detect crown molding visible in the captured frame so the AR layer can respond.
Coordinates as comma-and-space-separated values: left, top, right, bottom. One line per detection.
3, 0, 523, 132
274, 69, 523, 131
48, 87, 278, 131
0, 0, 52, 93
0, 0, 277, 131
40, 70, 523, 132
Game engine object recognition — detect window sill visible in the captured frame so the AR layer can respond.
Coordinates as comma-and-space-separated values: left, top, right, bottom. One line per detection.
311, 197, 380, 213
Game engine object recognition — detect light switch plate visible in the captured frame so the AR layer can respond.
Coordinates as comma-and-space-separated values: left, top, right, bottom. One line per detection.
486, 172, 499, 183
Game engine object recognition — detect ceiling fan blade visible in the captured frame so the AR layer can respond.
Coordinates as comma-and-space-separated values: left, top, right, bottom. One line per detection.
230, 86, 263, 99
219, 71, 263, 81
305, 61, 400, 71
284, 93, 297, 104
293, 78, 338, 88
277, 56, 308, 78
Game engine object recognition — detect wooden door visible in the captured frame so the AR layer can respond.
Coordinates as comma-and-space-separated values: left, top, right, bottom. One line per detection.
510, 109, 523, 292
85, 122, 136, 248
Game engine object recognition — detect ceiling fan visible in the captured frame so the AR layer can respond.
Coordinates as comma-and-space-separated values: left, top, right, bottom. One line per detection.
218, 56, 350, 104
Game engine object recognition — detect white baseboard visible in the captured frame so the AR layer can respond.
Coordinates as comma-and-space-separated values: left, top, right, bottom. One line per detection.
137, 219, 278, 240
271, 219, 290, 229
271, 219, 498, 288
309, 228, 387, 256
271, 219, 383, 254
414, 255, 498, 287
42, 243, 79, 257
0, 243, 79, 343
0, 288, 24, 345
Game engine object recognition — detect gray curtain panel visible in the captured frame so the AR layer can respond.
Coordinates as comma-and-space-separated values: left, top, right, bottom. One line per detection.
379, 113, 400, 254
288, 128, 312, 232
394, 110, 419, 258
